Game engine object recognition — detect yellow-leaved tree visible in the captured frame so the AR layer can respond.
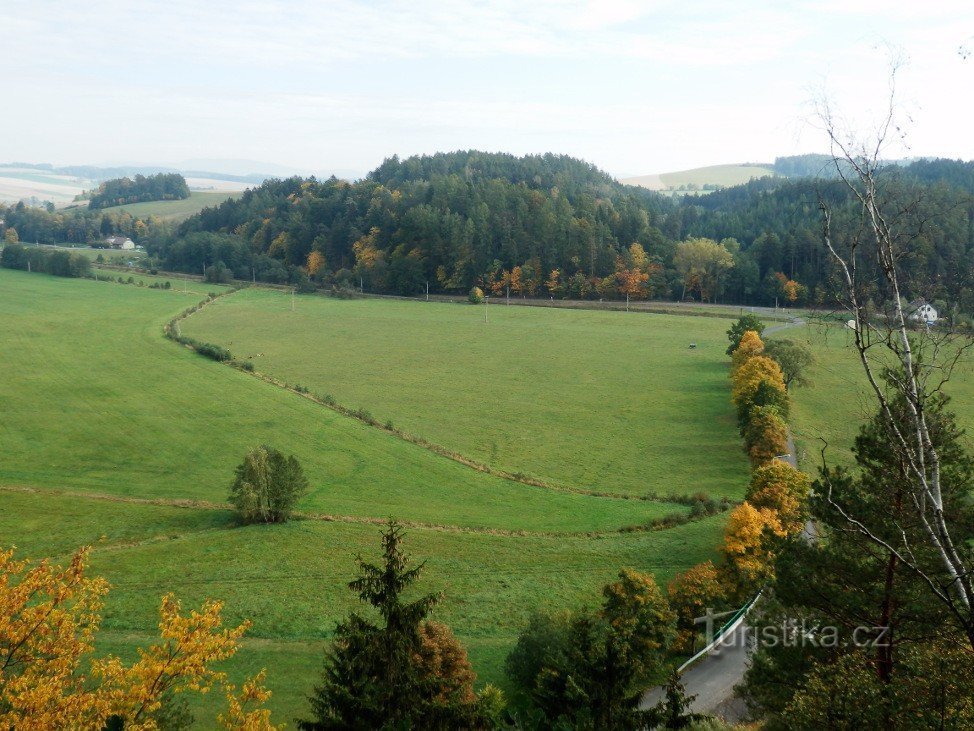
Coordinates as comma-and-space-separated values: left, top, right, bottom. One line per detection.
0, 547, 279, 730
721, 502, 785, 597
745, 461, 810, 536
667, 561, 725, 653
730, 329, 764, 374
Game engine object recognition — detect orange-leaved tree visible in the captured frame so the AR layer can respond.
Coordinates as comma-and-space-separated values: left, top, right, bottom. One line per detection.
0, 546, 278, 730
667, 561, 725, 653
746, 460, 810, 536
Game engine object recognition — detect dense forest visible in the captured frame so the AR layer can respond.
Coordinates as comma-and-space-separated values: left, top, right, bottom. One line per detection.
3, 152, 973, 315
87, 173, 190, 209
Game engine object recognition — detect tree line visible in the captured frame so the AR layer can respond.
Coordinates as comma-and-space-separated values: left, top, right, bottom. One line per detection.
87, 173, 191, 209
3, 153, 974, 319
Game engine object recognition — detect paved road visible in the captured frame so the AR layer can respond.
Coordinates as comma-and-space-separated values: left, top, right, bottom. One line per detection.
641, 317, 808, 722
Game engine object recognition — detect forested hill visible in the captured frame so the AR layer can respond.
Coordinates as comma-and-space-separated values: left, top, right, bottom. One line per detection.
169, 151, 675, 296
88, 173, 191, 209
6, 150, 970, 316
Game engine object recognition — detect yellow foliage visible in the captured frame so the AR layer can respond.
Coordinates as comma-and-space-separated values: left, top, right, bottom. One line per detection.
731, 330, 764, 373
746, 461, 810, 536
0, 547, 279, 730
722, 502, 784, 592
731, 355, 786, 411
306, 250, 326, 277
352, 227, 384, 269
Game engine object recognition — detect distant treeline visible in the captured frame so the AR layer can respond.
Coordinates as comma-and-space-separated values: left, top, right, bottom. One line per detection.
3, 152, 974, 314
0, 243, 91, 278
88, 173, 190, 209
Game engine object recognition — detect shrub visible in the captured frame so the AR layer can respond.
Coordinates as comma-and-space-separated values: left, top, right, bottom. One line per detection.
194, 342, 232, 362
228, 445, 309, 524
468, 286, 484, 304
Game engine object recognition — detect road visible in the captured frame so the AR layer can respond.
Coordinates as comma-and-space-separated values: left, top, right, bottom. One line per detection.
641, 317, 807, 722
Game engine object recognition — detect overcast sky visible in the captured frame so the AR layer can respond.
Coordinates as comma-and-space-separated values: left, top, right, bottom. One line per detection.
2, 0, 972, 178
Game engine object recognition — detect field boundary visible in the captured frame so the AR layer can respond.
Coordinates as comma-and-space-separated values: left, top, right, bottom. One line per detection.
0, 484, 715, 540
172, 285, 734, 520
168, 286, 731, 518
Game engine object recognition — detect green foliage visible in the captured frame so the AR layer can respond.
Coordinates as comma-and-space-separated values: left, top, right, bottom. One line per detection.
743, 391, 974, 726
726, 314, 766, 355
0, 244, 91, 278
764, 338, 813, 389
228, 445, 309, 523
648, 669, 705, 729
506, 569, 675, 729
299, 521, 491, 730
467, 286, 484, 304
88, 173, 190, 209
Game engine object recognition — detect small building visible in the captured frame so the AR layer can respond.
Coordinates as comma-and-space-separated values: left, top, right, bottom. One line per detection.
105, 236, 135, 250
908, 300, 938, 325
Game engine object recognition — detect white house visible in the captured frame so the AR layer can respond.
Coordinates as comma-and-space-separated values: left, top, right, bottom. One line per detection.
105, 236, 135, 250
908, 300, 938, 325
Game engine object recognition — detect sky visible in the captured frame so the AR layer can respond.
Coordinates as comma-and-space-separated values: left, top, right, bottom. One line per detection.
2, 0, 973, 178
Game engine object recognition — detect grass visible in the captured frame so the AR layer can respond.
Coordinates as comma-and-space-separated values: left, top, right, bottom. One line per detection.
87, 190, 243, 221
0, 269, 685, 533
181, 288, 751, 499
0, 487, 727, 721
659, 164, 777, 188
769, 324, 974, 469
0, 268, 742, 723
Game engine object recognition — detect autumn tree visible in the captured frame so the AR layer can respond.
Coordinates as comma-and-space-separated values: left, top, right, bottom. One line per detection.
0, 547, 277, 729
746, 461, 810, 536
667, 561, 725, 653
673, 237, 735, 302
731, 355, 788, 427
742, 405, 789, 467
545, 268, 562, 297
726, 314, 766, 355
615, 265, 649, 310
506, 569, 675, 729
228, 445, 309, 524
300, 521, 493, 730
731, 329, 765, 374
306, 250, 327, 278
4, 227, 19, 244
722, 502, 784, 596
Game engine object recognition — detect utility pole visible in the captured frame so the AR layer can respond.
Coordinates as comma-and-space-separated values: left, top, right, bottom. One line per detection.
291, 287, 295, 311
484, 295, 489, 323
426, 281, 429, 301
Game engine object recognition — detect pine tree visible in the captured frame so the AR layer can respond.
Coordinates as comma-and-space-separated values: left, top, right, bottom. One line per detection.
299, 521, 490, 730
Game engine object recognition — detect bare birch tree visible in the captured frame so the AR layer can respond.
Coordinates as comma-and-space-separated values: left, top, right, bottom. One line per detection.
814, 60, 974, 647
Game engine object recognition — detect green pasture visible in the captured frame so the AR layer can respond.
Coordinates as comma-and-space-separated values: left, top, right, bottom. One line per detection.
0, 268, 743, 722
769, 324, 974, 469
95, 190, 243, 220
0, 487, 726, 720
659, 163, 778, 188
182, 288, 751, 499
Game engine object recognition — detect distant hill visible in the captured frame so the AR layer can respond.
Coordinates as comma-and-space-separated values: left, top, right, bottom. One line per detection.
622, 163, 778, 194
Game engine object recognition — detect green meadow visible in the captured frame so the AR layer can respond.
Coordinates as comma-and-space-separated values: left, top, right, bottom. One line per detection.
0, 268, 750, 721
62, 190, 242, 221
769, 324, 974, 469
182, 288, 751, 499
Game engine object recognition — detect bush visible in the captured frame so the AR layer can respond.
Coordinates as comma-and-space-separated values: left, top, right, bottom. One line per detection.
228, 445, 309, 524
468, 286, 484, 304
194, 342, 232, 362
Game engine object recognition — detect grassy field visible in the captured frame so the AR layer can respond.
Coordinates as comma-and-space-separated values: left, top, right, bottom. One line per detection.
769, 324, 974, 469
61, 190, 242, 221
182, 288, 751, 499
0, 268, 739, 722
622, 163, 778, 192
